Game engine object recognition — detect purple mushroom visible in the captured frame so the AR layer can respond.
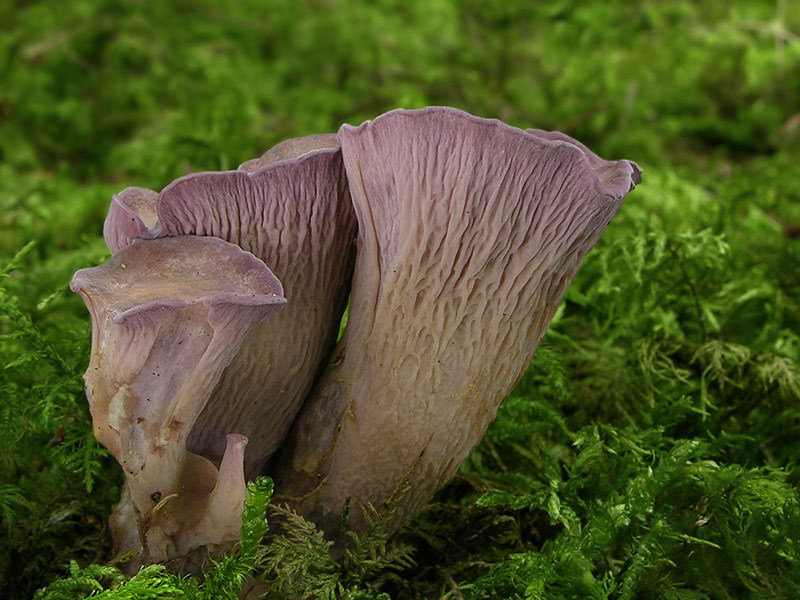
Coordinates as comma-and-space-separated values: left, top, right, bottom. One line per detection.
71, 235, 286, 568
72, 106, 641, 571
102, 138, 357, 476
274, 107, 641, 539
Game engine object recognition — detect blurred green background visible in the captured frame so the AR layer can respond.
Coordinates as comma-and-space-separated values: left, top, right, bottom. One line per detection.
1, 1, 799, 598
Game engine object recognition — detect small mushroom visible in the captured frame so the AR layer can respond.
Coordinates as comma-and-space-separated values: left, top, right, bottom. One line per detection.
102, 139, 356, 475
274, 107, 641, 538
71, 235, 285, 568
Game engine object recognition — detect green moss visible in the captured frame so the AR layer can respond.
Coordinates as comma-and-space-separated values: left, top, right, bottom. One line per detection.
1, 0, 798, 597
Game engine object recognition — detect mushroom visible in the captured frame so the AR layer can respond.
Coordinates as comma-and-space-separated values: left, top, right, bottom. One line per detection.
101, 138, 356, 476
70, 235, 286, 569
274, 107, 641, 539
75, 107, 640, 569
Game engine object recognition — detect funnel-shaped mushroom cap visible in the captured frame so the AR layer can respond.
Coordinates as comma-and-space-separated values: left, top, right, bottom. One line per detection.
101, 139, 356, 475
71, 235, 285, 567
275, 107, 640, 537
72, 235, 284, 323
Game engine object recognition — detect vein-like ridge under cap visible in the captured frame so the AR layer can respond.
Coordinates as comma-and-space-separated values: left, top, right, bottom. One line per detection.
102, 133, 343, 255
274, 106, 640, 538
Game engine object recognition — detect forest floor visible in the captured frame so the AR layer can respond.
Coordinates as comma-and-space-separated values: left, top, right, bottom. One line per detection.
1, 1, 799, 598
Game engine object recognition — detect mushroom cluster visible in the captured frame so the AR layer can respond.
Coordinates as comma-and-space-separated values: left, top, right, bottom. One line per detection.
71, 106, 640, 571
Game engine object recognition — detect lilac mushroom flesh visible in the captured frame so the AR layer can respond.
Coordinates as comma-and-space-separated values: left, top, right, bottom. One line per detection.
73, 106, 641, 570
71, 235, 285, 568
274, 107, 641, 538
102, 138, 356, 475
